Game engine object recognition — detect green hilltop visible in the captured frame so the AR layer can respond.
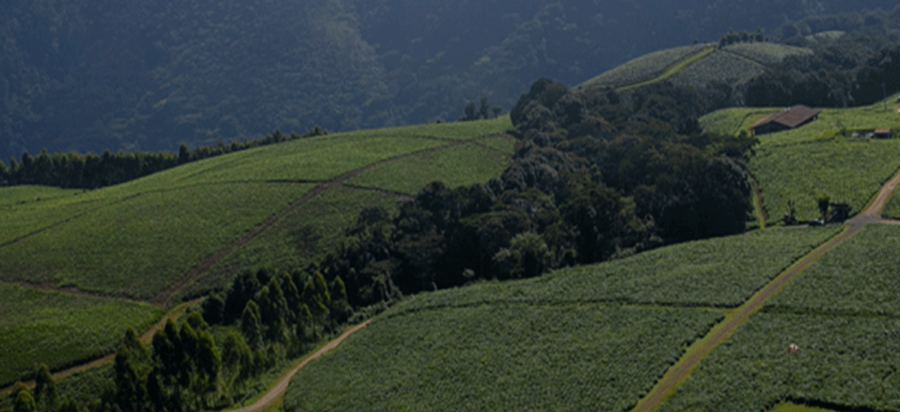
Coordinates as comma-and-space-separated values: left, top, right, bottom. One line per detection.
578, 41, 813, 92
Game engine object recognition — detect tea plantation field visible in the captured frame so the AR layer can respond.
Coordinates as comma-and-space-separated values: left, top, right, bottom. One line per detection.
281, 226, 841, 412
285, 305, 722, 412
0, 283, 162, 386
701, 97, 900, 222
658, 226, 900, 412
0, 116, 514, 387
579, 41, 811, 92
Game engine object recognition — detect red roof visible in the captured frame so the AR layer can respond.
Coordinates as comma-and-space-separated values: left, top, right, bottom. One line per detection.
751, 105, 821, 130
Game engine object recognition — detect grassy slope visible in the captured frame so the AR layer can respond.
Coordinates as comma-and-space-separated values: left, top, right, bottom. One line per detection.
578, 44, 713, 89
345, 136, 515, 194
0, 183, 315, 299
579, 42, 810, 92
658, 225, 900, 412
0, 117, 513, 299
281, 226, 840, 412
285, 305, 721, 412
186, 186, 400, 297
0, 283, 162, 386
0, 117, 514, 383
702, 96, 900, 221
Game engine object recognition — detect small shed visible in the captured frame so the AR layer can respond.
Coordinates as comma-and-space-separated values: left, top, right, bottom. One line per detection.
751, 105, 822, 136
874, 128, 892, 139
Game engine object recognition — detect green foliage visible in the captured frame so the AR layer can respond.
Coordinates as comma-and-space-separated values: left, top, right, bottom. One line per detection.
240, 302, 264, 351
492, 232, 550, 279
0, 183, 313, 299
669, 49, 766, 88
12, 390, 35, 412
767, 225, 900, 316
0, 283, 162, 387
658, 225, 900, 412
33, 364, 56, 412
284, 305, 722, 412
345, 137, 515, 194
657, 313, 900, 412
195, 187, 399, 297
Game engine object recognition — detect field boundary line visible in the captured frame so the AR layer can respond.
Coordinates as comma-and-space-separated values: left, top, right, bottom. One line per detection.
153, 137, 508, 308
0, 202, 105, 249
228, 319, 372, 412
631, 166, 900, 412
382, 298, 731, 321
617, 46, 716, 92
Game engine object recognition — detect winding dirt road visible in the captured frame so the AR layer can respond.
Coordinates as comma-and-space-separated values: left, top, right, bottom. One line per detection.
229, 320, 372, 412
631, 167, 900, 412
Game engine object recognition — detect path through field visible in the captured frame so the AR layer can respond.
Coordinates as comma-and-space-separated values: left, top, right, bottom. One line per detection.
0, 298, 199, 396
631, 167, 900, 412
229, 320, 372, 412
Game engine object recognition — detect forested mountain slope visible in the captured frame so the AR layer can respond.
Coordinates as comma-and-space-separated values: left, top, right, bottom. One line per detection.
1, 0, 891, 161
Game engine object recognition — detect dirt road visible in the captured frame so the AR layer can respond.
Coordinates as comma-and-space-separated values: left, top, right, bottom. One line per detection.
631, 167, 900, 412
229, 320, 372, 412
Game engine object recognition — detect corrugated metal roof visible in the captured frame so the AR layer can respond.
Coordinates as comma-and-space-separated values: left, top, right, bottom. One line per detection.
875, 128, 891, 134
751, 105, 821, 130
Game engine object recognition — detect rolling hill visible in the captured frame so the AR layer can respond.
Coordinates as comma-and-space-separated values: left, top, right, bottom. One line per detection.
0, 116, 513, 387
2, 1, 893, 162
578, 41, 813, 92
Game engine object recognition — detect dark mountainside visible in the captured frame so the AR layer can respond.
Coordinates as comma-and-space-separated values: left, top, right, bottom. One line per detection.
0, 0, 889, 162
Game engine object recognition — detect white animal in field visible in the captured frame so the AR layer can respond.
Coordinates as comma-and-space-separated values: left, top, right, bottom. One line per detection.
786, 343, 800, 354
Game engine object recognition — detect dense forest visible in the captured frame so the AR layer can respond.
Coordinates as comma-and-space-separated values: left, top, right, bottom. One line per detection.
743, 8, 900, 107
313, 79, 756, 305
0, 0, 890, 162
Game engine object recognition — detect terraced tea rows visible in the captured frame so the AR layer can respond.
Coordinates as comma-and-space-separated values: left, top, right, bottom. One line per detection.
658, 227, 900, 412
0, 117, 514, 388
280, 225, 840, 412
286, 305, 722, 412
0, 283, 162, 386
579, 44, 712, 89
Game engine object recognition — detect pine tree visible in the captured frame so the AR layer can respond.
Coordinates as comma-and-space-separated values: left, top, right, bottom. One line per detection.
33, 363, 57, 411
241, 301, 264, 350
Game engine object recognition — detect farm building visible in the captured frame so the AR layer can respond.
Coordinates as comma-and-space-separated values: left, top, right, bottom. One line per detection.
874, 128, 892, 139
750, 105, 821, 136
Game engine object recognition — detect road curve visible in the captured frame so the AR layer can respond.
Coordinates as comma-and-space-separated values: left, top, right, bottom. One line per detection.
230, 320, 372, 412
631, 167, 900, 412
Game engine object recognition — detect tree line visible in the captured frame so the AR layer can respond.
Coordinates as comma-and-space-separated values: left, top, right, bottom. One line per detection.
0, 127, 327, 189
4, 269, 350, 412
743, 6, 900, 108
